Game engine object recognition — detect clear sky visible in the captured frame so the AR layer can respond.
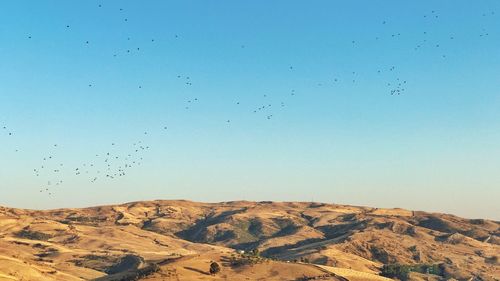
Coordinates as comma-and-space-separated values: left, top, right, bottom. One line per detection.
1, 1, 499, 220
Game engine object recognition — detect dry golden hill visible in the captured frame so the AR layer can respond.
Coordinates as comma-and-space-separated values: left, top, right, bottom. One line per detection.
0, 200, 498, 281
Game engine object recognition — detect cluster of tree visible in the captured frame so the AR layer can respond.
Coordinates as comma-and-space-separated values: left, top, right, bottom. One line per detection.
229, 248, 266, 267
94, 264, 160, 281
296, 273, 336, 281
381, 263, 443, 280
293, 257, 310, 263
15, 229, 52, 241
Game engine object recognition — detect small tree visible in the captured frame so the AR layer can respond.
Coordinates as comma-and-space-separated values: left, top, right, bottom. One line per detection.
251, 248, 260, 257
209, 262, 221, 275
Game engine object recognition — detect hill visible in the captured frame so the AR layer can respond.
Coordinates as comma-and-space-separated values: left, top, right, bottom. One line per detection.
0, 200, 498, 280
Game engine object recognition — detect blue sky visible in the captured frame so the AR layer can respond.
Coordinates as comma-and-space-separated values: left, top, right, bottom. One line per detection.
1, 0, 499, 219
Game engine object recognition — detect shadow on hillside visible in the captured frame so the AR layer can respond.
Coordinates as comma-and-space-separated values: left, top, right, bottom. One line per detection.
183, 266, 209, 275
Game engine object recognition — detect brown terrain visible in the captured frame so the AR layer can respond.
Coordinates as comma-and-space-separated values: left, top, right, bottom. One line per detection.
0, 200, 498, 281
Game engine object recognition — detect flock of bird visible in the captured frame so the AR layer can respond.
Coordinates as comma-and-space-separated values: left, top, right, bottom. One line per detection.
32, 139, 151, 195
1, 3, 497, 196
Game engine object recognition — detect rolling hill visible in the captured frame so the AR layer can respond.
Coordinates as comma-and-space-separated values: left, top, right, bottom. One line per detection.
0, 200, 498, 280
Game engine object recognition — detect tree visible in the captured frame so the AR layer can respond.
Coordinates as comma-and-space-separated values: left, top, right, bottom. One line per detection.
251, 248, 260, 257
209, 262, 221, 275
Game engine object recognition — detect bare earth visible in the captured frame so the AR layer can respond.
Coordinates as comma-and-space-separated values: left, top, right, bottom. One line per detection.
0, 200, 498, 281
